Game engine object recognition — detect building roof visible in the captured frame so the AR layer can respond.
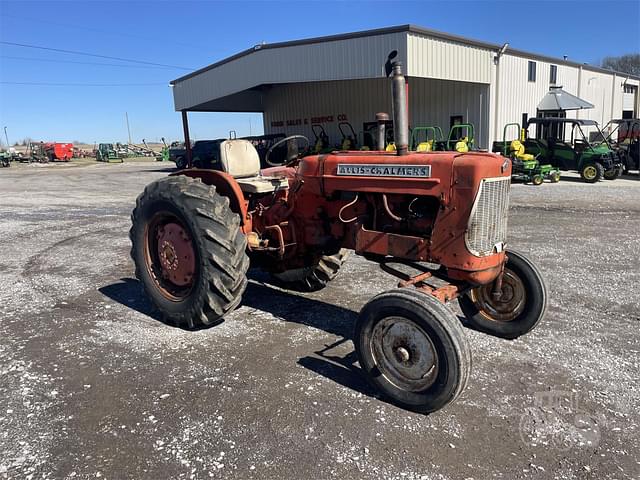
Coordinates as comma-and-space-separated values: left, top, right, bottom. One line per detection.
171, 24, 640, 85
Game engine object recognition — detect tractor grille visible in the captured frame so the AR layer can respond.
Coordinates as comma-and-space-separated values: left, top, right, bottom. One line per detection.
465, 177, 511, 257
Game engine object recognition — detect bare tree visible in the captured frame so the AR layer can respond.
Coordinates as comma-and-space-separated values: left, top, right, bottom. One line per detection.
601, 54, 640, 76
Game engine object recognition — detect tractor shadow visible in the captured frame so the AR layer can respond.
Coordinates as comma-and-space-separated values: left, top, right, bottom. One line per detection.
99, 272, 379, 400
144, 167, 178, 173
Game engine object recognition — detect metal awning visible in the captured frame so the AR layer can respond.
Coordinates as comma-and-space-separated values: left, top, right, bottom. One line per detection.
537, 86, 594, 111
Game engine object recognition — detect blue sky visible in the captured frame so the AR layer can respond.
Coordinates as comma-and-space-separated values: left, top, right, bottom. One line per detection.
1, 0, 639, 145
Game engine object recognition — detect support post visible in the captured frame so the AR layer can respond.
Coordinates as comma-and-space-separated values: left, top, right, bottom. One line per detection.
181, 110, 192, 168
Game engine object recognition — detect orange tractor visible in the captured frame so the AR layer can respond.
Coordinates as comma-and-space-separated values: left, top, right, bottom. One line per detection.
130, 52, 546, 413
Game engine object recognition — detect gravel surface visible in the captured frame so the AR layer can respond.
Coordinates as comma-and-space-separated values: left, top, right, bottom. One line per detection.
1, 161, 639, 480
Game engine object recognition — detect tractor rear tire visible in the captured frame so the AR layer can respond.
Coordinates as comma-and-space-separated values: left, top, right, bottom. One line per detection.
531, 174, 544, 186
130, 175, 249, 329
458, 250, 547, 339
355, 288, 471, 414
272, 249, 349, 292
580, 162, 604, 183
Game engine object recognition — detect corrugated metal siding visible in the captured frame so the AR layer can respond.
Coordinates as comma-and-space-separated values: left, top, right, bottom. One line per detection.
173, 32, 407, 111
262, 79, 391, 143
495, 54, 560, 133
494, 54, 638, 140
580, 70, 616, 125
407, 32, 493, 84
262, 77, 489, 148
409, 78, 490, 148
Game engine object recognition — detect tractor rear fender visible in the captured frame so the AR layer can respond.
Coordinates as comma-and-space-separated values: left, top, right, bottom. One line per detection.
170, 169, 249, 229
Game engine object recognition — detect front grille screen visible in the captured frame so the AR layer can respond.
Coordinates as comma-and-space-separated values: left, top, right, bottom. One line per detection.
465, 177, 510, 257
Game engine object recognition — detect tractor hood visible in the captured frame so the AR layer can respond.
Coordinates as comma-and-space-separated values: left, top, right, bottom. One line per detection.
297, 150, 510, 203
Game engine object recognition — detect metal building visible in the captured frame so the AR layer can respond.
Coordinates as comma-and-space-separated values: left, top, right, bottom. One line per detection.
170, 25, 640, 149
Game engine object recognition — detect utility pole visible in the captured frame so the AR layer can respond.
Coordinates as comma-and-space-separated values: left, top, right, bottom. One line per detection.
3, 126, 9, 148
125, 112, 132, 144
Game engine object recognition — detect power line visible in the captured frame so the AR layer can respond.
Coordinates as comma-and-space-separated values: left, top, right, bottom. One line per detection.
0, 55, 180, 70
0, 41, 193, 70
0, 13, 207, 50
1, 81, 167, 86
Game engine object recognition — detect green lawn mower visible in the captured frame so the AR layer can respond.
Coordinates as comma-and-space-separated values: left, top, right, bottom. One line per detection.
493, 123, 560, 185
311, 124, 332, 154
410, 126, 445, 152
446, 123, 475, 152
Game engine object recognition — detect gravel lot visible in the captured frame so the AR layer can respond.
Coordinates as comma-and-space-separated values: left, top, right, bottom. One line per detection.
1, 161, 639, 480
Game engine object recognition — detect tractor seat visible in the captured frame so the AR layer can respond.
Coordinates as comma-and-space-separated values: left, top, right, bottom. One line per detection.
219, 139, 288, 194
510, 140, 535, 161
416, 140, 433, 152
455, 137, 469, 153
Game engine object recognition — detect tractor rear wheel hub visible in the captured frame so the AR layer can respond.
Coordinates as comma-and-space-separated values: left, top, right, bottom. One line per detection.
156, 223, 195, 287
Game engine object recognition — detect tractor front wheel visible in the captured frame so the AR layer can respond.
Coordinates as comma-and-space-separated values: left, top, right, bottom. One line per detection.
355, 289, 471, 413
549, 171, 561, 183
271, 249, 349, 292
130, 175, 249, 329
580, 163, 604, 183
458, 250, 547, 339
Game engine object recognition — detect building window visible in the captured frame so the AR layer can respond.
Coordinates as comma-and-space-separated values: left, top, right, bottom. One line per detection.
528, 61, 536, 82
623, 84, 637, 94
550, 65, 557, 84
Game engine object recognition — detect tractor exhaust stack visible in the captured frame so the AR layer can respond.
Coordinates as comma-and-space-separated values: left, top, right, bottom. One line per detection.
376, 112, 389, 151
385, 52, 409, 156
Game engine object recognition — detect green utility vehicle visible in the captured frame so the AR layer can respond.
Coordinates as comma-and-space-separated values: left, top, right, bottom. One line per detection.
524, 118, 623, 183
493, 123, 560, 185
1, 150, 11, 167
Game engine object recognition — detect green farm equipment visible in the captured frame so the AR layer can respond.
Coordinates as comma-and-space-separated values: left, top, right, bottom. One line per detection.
524, 118, 624, 183
446, 123, 475, 152
311, 124, 331, 153
493, 123, 560, 185
1, 150, 11, 167
96, 143, 123, 162
26, 142, 51, 163
338, 121, 358, 150
410, 126, 445, 152
157, 137, 170, 162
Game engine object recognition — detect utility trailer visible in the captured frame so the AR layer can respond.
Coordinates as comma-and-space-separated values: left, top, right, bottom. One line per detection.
45, 142, 73, 161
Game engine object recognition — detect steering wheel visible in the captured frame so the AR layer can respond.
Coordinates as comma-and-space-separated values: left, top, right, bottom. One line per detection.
265, 135, 310, 167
